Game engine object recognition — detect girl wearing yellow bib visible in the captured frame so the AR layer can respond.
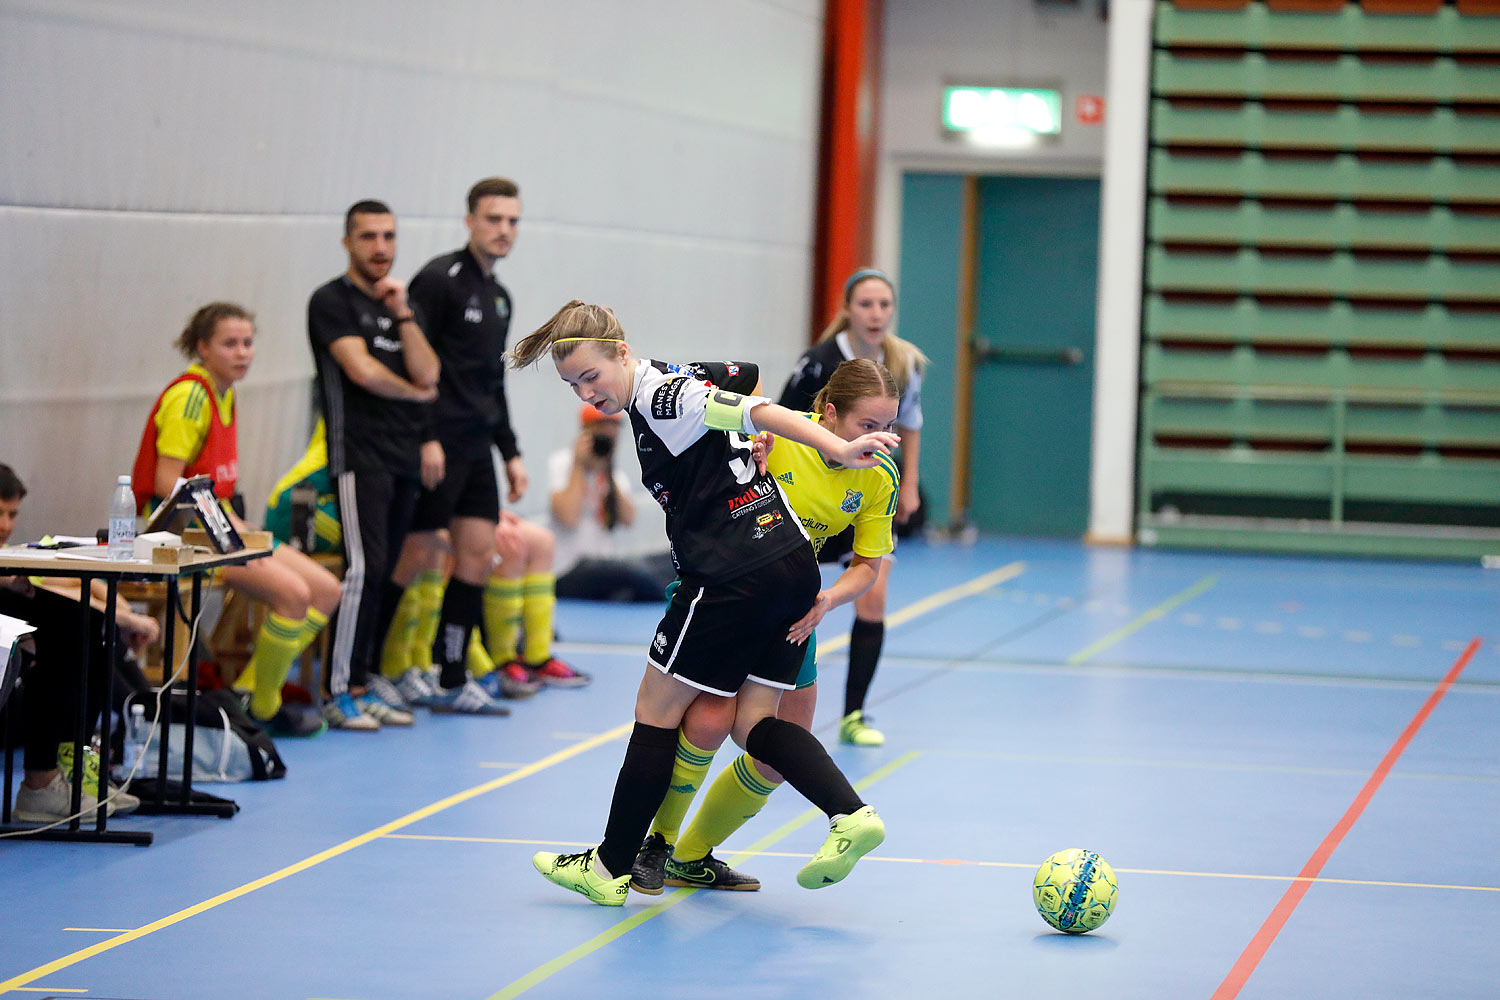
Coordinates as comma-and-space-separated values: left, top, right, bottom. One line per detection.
632, 358, 900, 892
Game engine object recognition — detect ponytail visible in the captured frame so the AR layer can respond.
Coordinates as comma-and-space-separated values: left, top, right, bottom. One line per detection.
508, 300, 627, 369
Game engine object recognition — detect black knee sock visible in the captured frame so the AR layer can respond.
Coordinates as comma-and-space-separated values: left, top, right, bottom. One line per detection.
598, 722, 680, 877
433, 579, 483, 689
745, 717, 863, 819
844, 617, 884, 716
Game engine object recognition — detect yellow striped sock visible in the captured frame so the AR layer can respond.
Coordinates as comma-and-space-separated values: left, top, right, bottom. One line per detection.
484, 576, 523, 663
246, 612, 305, 721
648, 732, 718, 845
379, 583, 423, 679
411, 570, 445, 669
296, 606, 329, 656
674, 753, 778, 863
520, 571, 555, 665
467, 630, 497, 678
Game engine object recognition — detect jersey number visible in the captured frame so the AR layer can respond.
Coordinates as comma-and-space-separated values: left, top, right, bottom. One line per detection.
726, 432, 755, 485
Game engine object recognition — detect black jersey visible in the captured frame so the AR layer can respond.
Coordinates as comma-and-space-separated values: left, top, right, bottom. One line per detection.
407, 247, 520, 458
308, 275, 427, 477
779, 332, 925, 430
628, 359, 809, 585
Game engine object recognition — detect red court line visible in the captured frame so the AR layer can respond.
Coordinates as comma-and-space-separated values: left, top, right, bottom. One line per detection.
1211, 638, 1482, 1000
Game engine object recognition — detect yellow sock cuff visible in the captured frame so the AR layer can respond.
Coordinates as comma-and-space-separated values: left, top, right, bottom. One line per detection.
520, 572, 555, 665
247, 612, 305, 720
674, 753, 777, 863
648, 730, 718, 845
485, 576, 524, 662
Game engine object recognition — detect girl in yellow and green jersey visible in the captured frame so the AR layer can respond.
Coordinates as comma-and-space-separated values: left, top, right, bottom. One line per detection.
631, 357, 900, 893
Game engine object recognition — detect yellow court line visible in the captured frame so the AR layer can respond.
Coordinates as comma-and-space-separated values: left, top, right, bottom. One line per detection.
818, 561, 1025, 655
1067, 574, 1219, 664
1, 562, 1020, 996
484, 751, 921, 1000
0, 723, 634, 997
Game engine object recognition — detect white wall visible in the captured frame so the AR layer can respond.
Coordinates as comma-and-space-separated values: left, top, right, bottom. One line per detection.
0, 0, 824, 545
875, 0, 1112, 272
875, 0, 1148, 542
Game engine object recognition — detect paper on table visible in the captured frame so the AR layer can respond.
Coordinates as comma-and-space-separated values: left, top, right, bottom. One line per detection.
1, 612, 37, 693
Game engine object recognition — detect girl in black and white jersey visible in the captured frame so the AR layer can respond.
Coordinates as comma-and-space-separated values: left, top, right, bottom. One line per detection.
509, 300, 896, 906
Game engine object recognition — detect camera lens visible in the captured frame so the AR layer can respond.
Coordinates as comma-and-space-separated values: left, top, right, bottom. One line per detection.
591, 434, 614, 457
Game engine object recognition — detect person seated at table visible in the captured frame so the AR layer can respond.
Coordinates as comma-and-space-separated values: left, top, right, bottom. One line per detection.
1, 463, 155, 823
547, 405, 675, 602
131, 303, 343, 737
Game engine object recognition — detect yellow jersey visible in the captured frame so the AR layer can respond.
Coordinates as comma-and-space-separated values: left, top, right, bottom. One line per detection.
767, 413, 899, 558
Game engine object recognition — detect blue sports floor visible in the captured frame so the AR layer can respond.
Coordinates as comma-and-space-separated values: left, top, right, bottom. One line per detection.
3, 537, 1498, 998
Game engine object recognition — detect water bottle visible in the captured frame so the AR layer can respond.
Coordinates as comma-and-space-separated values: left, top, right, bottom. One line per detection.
108, 474, 136, 561
124, 703, 149, 776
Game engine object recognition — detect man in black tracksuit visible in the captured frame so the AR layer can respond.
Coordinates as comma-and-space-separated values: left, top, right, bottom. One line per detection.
394, 178, 531, 711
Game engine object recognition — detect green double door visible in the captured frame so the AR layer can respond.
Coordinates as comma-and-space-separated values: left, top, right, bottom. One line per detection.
899, 172, 1100, 536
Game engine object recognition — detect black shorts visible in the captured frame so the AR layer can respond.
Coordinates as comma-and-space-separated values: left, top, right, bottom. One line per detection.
648, 545, 819, 697
410, 439, 501, 531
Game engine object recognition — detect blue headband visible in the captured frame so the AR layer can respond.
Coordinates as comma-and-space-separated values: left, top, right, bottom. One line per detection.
843, 268, 892, 301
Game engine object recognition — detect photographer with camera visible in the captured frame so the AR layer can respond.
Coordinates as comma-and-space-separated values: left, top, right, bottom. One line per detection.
548, 405, 674, 603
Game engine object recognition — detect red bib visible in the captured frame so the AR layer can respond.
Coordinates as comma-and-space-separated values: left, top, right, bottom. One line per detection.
131, 371, 239, 513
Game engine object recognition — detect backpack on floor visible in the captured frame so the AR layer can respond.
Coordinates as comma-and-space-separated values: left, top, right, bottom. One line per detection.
125, 689, 286, 782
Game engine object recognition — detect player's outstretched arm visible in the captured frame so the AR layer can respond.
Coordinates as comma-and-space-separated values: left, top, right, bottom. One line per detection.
746, 401, 898, 469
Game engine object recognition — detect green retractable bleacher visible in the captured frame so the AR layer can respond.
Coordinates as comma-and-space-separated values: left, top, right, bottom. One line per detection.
1139, 0, 1500, 558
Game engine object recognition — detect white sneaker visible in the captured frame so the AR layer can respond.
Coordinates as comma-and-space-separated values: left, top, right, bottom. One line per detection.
395, 667, 440, 707
357, 694, 414, 727
322, 692, 380, 731
13, 771, 115, 824
364, 673, 412, 712
429, 678, 511, 716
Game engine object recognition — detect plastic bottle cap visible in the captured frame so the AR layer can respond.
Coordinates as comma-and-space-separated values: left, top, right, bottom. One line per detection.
117, 475, 131, 485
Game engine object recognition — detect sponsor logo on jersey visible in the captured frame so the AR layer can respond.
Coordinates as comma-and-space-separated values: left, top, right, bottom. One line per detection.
726, 363, 740, 376
372, 335, 401, 353
651, 378, 687, 420
727, 480, 776, 518
840, 489, 863, 514
464, 295, 484, 324
650, 483, 671, 510
448, 261, 463, 277
776, 471, 794, 485
636, 433, 653, 453
801, 516, 830, 535
751, 509, 782, 539
494, 296, 509, 320
653, 632, 668, 653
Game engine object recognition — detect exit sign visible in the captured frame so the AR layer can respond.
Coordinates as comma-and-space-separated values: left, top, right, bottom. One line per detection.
942, 86, 1062, 136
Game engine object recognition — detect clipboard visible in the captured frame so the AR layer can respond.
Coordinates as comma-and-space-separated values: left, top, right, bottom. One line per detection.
142, 475, 244, 554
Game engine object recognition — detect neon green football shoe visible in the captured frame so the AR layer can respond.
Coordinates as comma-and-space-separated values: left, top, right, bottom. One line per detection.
839, 710, 885, 747
533, 848, 631, 906
797, 805, 885, 889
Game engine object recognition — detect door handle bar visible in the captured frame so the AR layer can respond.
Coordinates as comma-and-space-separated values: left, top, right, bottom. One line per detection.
971, 338, 1083, 365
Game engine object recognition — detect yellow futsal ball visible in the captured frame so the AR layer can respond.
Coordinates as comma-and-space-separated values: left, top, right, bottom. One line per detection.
1032, 848, 1118, 933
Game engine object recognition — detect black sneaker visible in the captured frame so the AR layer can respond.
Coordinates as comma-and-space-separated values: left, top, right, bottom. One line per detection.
257, 703, 328, 738
663, 852, 761, 891
630, 832, 672, 895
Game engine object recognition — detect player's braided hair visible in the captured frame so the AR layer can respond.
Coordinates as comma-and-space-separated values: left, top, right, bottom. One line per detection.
813, 358, 899, 418
175, 302, 255, 360
818, 270, 928, 398
507, 300, 626, 369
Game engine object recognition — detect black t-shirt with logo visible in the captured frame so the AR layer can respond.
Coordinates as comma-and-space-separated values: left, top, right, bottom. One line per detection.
307, 275, 428, 477
628, 359, 810, 585
407, 247, 520, 459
